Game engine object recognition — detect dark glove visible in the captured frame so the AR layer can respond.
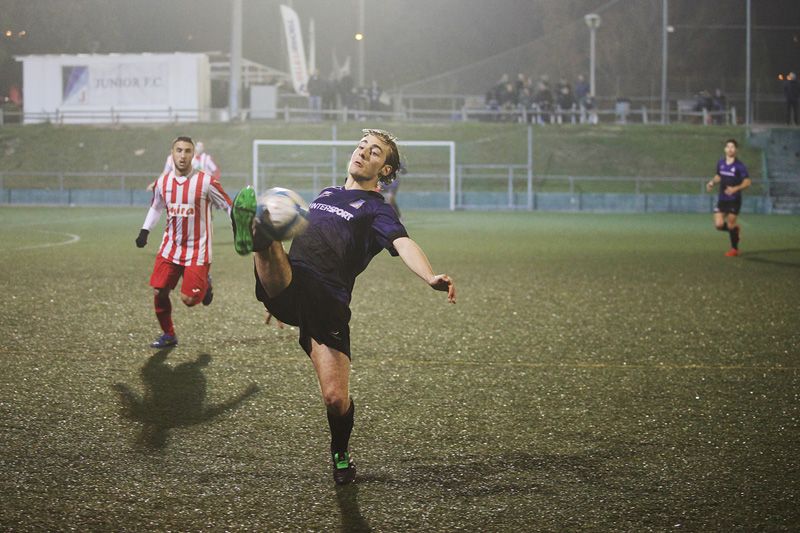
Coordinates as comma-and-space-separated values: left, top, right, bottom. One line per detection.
135, 229, 149, 248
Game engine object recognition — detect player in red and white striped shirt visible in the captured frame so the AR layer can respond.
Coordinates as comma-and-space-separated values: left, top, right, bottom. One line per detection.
136, 136, 233, 348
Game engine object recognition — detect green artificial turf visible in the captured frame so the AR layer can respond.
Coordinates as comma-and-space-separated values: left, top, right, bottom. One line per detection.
1, 207, 798, 530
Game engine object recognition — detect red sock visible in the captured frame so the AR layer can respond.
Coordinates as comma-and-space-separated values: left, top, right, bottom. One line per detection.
154, 295, 175, 336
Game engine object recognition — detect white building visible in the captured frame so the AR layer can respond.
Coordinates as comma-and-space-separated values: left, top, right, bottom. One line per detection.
15, 53, 211, 124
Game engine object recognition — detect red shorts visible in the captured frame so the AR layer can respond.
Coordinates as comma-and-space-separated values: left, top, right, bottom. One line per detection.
150, 255, 210, 301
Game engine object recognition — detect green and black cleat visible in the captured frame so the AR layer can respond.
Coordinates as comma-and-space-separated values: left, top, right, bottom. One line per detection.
332, 451, 357, 485
232, 186, 257, 255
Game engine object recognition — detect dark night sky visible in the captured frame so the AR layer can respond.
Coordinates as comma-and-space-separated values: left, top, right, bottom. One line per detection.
1, 0, 798, 96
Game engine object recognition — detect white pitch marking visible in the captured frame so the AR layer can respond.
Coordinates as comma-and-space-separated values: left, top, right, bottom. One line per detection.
17, 230, 81, 250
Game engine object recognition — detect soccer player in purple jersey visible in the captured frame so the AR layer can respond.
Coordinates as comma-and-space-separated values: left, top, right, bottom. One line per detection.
232, 129, 456, 485
706, 138, 751, 257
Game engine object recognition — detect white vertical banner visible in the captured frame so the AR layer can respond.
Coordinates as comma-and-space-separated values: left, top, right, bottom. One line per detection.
280, 4, 309, 95
308, 18, 316, 74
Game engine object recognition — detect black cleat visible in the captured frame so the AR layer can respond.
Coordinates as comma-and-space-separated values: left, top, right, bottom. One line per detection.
202, 275, 214, 306
150, 333, 178, 349
332, 451, 357, 485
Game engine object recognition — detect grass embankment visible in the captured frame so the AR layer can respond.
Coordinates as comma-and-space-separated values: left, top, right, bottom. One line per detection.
0, 122, 760, 176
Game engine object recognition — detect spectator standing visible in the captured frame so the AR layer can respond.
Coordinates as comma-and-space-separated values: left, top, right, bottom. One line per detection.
485, 84, 500, 121
785, 72, 799, 126
518, 86, 533, 123
323, 73, 338, 119
712, 88, 727, 124
574, 74, 590, 123
338, 72, 355, 110
307, 70, 325, 121
367, 80, 383, 112
515, 73, 527, 99
533, 81, 553, 124
556, 78, 574, 124
498, 82, 517, 120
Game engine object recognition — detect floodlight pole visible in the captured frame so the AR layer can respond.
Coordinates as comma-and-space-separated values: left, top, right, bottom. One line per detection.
228, 0, 243, 121
745, 0, 752, 126
660, 0, 668, 124
584, 14, 601, 97
357, 0, 365, 87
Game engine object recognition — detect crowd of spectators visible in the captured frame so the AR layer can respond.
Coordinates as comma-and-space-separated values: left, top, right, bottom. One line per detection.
306, 70, 390, 120
484, 73, 597, 124
691, 88, 728, 124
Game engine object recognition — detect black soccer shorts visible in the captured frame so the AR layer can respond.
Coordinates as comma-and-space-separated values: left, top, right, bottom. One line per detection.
255, 265, 352, 358
714, 198, 742, 215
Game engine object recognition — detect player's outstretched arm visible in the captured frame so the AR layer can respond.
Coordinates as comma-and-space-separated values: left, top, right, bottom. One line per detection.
393, 236, 456, 304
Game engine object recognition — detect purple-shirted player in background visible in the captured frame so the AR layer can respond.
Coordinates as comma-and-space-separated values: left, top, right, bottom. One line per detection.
706, 138, 751, 257
231, 129, 456, 485
380, 159, 406, 218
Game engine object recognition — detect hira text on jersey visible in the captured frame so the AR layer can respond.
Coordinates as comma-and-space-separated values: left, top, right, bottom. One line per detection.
168, 203, 196, 217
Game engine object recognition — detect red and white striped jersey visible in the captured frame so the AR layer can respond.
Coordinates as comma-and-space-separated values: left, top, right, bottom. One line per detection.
142, 170, 232, 266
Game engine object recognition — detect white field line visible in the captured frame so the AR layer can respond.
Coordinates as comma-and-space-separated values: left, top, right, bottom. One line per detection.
16, 230, 81, 250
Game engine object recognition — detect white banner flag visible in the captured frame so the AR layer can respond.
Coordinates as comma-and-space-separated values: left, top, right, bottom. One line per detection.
280, 5, 309, 96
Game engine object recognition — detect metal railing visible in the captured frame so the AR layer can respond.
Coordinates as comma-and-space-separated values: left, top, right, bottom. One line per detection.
1, 170, 796, 213
0, 100, 739, 125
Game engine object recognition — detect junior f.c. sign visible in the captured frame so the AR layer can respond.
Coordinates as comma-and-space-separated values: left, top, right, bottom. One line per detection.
62, 62, 169, 106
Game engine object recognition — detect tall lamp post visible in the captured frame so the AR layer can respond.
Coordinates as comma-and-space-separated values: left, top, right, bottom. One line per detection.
745, 0, 751, 126
228, 0, 242, 121
584, 13, 602, 97
660, 0, 669, 124
356, 0, 365, 87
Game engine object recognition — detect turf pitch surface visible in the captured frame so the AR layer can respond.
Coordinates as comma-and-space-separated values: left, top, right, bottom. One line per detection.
1, 207, 798, 531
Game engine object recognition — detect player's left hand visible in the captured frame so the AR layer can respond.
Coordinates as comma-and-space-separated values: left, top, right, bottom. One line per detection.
724, 186, 736, 195
135, 229, 149, 248
429, 274, 456, 304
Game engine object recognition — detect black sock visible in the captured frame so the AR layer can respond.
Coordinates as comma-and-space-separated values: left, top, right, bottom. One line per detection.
327, 399, 354, 456
729, 226, 739, 249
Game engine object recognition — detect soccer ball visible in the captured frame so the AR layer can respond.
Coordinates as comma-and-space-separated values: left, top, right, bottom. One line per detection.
257, 187, 309, 241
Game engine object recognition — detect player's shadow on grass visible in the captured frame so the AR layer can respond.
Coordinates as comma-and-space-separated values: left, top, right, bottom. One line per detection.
739, 248, 800, 269
358, 450, 608, 497
112, 349, 259, 451
334, 484, 371, 532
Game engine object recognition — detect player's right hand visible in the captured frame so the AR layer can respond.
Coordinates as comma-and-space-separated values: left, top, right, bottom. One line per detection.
136, 229, 149, 248
429, 274, 456, 304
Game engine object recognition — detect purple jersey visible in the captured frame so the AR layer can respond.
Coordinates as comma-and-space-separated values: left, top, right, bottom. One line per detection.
289, 186, 408, 303
716, 158, 749, 201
